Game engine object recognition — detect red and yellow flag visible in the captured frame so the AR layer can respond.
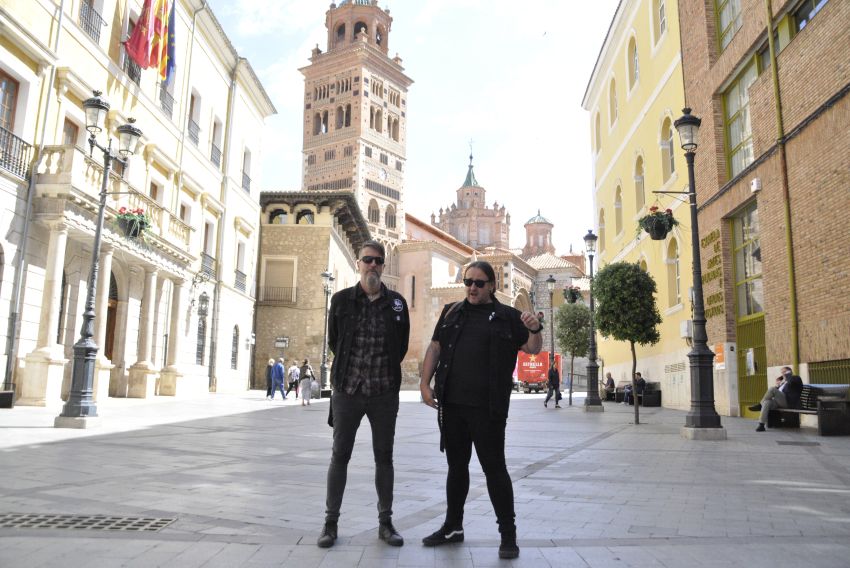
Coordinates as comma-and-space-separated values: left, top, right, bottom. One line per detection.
125, 0, 170, 74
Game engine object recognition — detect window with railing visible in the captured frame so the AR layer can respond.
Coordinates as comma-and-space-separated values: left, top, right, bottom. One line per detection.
201, 252, 216, 278
159, 83, 174, 118
79, 1, 107, 44
235, 269, 246, 292
124, 55, 141, 85
242, 171, 251, 192
259, 287, 297, 303
210, 143, 221, 167
0, 126, 33, 179
188, 119, 200, 146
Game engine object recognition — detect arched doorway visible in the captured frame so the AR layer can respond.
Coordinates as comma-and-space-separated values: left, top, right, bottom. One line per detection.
105, 273, 118, 360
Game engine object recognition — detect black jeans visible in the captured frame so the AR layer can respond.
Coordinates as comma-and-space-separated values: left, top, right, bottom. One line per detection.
442, 403, 516, 534
545, 386, 562, 404
325, 389, 399, 524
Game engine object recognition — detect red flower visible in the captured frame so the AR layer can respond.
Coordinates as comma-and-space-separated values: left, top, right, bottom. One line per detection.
665, 208, 672, 213
119, 207, 127, 214
649, 206, 659, 212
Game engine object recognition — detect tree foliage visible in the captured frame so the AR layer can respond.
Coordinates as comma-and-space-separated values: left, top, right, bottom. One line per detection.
592, 262, 661, 347
555, 302, 590, 360
592, 261, 662, 424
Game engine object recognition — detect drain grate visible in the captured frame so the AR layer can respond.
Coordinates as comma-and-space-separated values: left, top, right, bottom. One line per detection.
776, 441, 820, 446
0, 513, 176, 532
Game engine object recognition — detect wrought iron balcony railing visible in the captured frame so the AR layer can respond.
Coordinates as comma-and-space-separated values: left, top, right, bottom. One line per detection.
258, 287, 297, 304
201, 252, 216, 278
242, 172, 251, 192
0, 126, 33, 180
124, 56, 141, 85
210, 143, 221, 168
234, 270, 247, 292
188, 119, 200, 146
159, 83, 174, 118
79, 2, 107, 44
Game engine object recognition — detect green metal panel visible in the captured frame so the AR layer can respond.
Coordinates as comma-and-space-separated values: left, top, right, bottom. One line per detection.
737, 315, 766, 417
808, 359, 850, 385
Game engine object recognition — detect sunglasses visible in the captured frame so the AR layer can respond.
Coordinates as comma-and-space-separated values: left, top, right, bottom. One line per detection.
360, 255, 385, 265
463, 278, 489, 288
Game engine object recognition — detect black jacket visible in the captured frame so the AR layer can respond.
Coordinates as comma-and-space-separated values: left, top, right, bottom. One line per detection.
783, 374, 804, 409
548, 367, 560, 389
433, 298, 529, 421
327, 283, 410, 392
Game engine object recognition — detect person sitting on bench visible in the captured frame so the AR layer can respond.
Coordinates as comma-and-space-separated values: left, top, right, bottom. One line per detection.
603, 373, 616, 400
749, 367, 803, 432
623, 372, 646, 405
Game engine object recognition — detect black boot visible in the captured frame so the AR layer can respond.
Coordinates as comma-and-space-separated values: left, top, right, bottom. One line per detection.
317, 521, 337, 548
499, 530, 519, 559
378, 520, 404, 546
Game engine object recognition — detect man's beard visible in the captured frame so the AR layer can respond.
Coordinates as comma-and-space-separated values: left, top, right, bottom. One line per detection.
365, 271, 380, 289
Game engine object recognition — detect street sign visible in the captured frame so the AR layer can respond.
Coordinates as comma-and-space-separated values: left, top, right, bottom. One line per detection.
274, 336, 289, 348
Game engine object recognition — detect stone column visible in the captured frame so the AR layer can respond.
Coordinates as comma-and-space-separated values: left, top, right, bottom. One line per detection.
20, 221, 70, 406
127, 268, 159, 398
93, 245, 115, 402
159, 278, 186, 396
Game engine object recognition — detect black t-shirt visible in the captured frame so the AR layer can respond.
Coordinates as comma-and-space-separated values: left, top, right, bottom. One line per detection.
434, 301, 493, 407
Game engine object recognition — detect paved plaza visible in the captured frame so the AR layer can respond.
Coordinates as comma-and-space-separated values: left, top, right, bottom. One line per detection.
1, 391, 849, 567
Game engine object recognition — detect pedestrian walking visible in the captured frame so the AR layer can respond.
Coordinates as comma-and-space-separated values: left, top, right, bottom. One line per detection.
287, 362, 301, 399
419, 260, 543, 560
544, 362, 562, 408
286, 361, 300, 399
265, 358, 274, 400
316, 240, 410, 549
300, 359, 314, 406
270, 358, 287, 400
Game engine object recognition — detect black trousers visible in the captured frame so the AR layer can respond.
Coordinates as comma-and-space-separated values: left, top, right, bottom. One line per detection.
324, 389, 399, 523
442, 403, 516, 534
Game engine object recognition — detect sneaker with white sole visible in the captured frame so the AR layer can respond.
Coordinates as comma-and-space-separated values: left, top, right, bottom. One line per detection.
421, 524, 464, 546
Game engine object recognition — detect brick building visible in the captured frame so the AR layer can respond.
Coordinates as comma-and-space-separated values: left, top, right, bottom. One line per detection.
679, 0, 850, 416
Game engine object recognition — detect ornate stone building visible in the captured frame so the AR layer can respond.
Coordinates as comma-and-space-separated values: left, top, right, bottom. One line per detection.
432, 155, 510, 250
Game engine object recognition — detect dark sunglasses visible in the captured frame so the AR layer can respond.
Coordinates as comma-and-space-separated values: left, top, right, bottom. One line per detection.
463, 278, 489, 288
360, 255, 385, 265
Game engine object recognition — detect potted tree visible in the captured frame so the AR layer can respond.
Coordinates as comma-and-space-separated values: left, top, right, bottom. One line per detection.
116, 207, 150, 238
637, 206, 678, 240
563, 285, 582, 304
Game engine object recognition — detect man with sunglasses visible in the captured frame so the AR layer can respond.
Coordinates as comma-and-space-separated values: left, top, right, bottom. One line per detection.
419, 260, 542, 559
317, 240, 410, 549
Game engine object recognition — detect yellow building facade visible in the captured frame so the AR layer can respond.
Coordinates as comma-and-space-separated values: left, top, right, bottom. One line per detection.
582, 0, 709, 411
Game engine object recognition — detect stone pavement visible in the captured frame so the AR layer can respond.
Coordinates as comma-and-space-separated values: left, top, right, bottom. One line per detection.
1, 391, 849, 567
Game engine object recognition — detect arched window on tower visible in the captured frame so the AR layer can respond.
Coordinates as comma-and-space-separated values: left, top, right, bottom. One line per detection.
336, 106, 344, 129
296, 210, 315, 225
336, 23, 346, 46
269, 209, 288, 224
345, 104, 351, 127
321, 110, 329, 134
376, 26, 385, 47
313, 112, 321, 136
354, 21, 368, 40
385, 205, 396, 229
368, 200, 380, 224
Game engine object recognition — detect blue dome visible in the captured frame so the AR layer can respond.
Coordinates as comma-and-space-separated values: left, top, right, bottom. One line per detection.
526, 209, 553, 225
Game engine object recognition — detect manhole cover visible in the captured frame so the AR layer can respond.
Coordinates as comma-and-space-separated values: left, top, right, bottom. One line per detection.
0, 513, 176, 532
776, 441, 820, 446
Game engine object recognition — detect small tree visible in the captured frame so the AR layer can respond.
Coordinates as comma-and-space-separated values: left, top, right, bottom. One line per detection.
592, 262, 661, 424
555, 302, 590, 406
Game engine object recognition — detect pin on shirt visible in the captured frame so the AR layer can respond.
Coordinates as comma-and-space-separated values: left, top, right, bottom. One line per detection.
489, 312, 495, 321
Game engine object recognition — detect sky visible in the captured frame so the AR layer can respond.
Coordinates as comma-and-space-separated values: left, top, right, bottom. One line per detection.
206, 0, 620, 254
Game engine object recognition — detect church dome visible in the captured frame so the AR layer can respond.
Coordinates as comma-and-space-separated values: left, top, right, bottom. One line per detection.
337, 0, 373, 6
525, 209, 553, 225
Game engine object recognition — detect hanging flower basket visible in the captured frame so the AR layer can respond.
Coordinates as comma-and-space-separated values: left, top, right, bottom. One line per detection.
116, 207, 150, 238
563, 285, 582, 304
638, 206, 678, 240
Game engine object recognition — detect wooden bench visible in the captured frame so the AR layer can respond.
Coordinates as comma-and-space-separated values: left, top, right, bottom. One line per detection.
768, 384, 850, 436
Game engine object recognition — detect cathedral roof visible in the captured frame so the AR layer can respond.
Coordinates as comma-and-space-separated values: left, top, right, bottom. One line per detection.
462, 153, 480, 188
525, 253, 578, 271
337, 0, 373, 6
525, 209, 553, 225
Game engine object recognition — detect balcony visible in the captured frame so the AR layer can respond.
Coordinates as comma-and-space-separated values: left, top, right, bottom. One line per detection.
79, 2, 106, 44
259, 286, 297, 304
124, 56, 141, 86
210, 143, 221, 168
201, 252, 216, 278
234, 270, 246, 292
0, 126, 33, 180
188, 120, 200, 146
159, 84, 174, 119
241, 172, 251, 192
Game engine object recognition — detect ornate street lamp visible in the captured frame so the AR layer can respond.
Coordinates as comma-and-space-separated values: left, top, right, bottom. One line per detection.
320, 270, 335, 397
583, 229, 603, 411
673, 107, 725, 439
55, 91, 142, 428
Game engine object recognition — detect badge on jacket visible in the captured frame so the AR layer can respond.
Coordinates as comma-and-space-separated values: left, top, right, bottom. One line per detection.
392, 298, 403, 312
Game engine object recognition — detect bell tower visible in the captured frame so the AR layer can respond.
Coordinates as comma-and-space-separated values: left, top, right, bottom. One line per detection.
300, 0, 413, 269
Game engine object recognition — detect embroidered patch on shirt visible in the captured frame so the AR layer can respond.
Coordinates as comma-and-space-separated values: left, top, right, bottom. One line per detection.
393, 298, 404, 312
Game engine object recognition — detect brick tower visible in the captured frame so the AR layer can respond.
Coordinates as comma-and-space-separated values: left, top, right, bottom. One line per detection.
300, 0, 413, 280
